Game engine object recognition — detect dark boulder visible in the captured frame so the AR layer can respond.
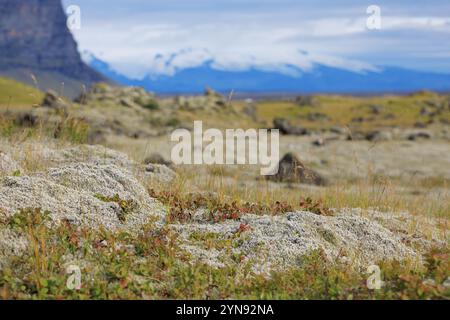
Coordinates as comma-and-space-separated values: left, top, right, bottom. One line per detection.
407, 131, 432, 141
42, 90, 69, 110
365, 131, 393, 142
267, 153, 326, 186
144, 153, 173, 167
273, 118, 308, 136
15, 112, 38, 127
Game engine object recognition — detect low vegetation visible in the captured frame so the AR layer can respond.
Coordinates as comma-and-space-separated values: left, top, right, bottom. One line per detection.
0, 112, 89, 144
0, 81, 448, 300
254, 91, 450, 131
149, 188, 332, 224
0, 208, 448, 300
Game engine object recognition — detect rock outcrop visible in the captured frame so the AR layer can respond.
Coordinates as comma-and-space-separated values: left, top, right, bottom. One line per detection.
173, 210, 420, 274
0, 144, 167, 231
0, 0, 107, 98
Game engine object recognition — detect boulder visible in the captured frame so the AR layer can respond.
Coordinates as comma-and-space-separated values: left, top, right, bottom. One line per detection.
351, 117, 365, 123
414, 122, 427, 128
267, 153, 326, 186
329, 126, 347, 135
204, 87, 224, 99
295, 95, 317, 107
407, 131, 432, 141
347, 131, 366, 141
421, 107, 433, 117
144, 153, 172, 166
366, 130, 393, 142
120, 98, 140, 109
41, 90, 70, 110
145, 164, 177, 183
243, 104, 257, 121
273, 118, 308, 136
312, 138, 326, 147
306, 112, 329, 122
15, 112, 38, 127
176, 89, 229, 112
368, 104, 383, 115
383, 113, 396, 120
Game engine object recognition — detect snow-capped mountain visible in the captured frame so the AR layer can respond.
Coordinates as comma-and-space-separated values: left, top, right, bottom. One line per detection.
85, 51, 450, 94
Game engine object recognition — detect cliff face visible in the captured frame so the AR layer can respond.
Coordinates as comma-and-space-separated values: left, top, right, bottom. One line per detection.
0, 0, 107, 97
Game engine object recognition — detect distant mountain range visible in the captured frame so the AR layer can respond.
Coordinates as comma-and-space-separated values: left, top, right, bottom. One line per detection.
87, 53, 450, 95
2, 0, 450, 97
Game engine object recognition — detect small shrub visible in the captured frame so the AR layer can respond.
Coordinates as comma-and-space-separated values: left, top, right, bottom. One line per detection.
299, 197, 333, 216
148, 189, 296, 223
5, 208, 50, 231
165, 117, 181, 127
134, 97, 160, 111
0, 114, 18, 138
53, 118, 90, 144
143, 100, 160, 111
12, 170, 21, 177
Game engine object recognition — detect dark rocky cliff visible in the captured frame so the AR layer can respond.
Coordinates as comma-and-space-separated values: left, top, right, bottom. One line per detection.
0, 0, 108, 98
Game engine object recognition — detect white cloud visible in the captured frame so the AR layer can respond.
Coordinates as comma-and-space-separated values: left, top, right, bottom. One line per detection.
383, 17, 450, 32
75, 21, 378, 79
72, 13, 450, 78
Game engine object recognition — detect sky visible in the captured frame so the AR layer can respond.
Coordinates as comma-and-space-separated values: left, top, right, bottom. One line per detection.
62, 0, 450, 79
